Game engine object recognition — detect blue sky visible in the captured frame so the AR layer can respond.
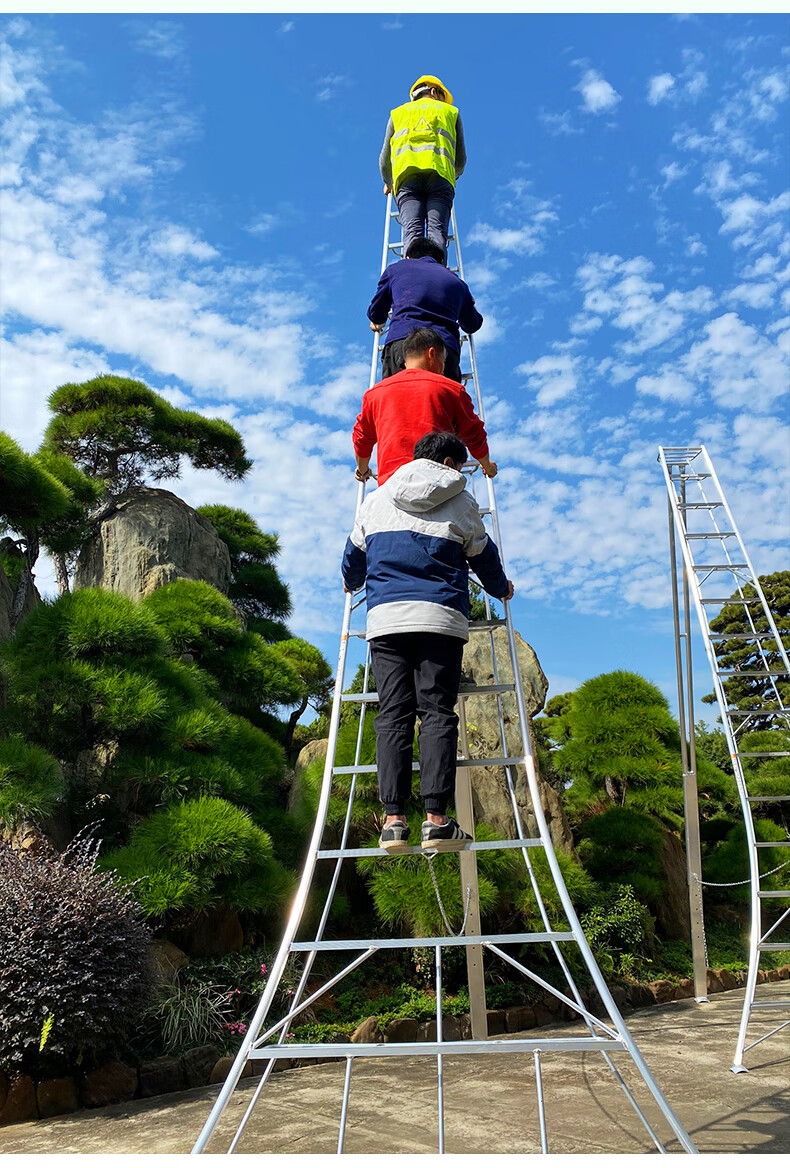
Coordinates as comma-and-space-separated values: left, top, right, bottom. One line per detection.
1, 13, 788, 719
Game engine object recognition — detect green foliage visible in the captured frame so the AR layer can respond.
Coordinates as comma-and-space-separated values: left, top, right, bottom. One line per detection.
197, 505, 292, 641
359, 822, 519, 937
542, 671, 732, 827
703, 571, 790, 719
579, 885, 655, 979
103, 796, 295, 918
33, 449, 105, 560
141, 579, 302, 713
147, 980, 233, 1054
693, 721, 733, 776
43, 376, 252, 494
468, 581, 499, 621
704, 818, 790, 905
0, 735, 65, 829
577, 807, 665, 903
0, 432, 72, 532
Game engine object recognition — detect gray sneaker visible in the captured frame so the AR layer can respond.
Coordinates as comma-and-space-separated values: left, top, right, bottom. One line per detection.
421, 817, 472, 852
379, 821, 410, 853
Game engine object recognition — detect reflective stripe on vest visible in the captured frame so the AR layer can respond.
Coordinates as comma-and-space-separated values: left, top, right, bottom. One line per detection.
390, 100, 459, 192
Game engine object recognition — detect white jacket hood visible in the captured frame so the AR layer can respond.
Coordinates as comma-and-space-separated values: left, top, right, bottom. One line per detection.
383, 459, 466, 514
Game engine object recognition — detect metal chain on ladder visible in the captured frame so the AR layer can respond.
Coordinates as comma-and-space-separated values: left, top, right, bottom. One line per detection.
424, 854, 473, 937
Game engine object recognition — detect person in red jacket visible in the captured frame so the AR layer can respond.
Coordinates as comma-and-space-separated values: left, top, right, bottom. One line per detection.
352, 328, 498, 485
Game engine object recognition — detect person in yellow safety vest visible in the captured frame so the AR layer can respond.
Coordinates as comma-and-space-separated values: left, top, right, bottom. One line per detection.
379, 75, 466, 263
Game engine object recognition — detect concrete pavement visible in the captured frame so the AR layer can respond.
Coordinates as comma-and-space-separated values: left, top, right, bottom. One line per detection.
1, 984, 787, 1155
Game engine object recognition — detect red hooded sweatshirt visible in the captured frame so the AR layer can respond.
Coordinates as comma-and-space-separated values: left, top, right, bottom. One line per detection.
352, 369, 489, 485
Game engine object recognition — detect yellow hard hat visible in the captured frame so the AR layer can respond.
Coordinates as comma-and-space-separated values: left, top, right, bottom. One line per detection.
410, 75, 453, 105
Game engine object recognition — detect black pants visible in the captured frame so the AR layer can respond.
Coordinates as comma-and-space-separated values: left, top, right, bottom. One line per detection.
369, 632, 464, 816
381, 338, 463, 384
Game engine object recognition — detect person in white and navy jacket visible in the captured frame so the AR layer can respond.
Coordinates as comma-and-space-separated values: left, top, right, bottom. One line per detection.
341, 430, 514, 854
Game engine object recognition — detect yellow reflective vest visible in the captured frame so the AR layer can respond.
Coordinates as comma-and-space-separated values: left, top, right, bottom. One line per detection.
389, 99, 459, 193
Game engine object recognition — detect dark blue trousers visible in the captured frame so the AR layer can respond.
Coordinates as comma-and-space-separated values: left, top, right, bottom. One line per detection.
395, 171, 455, 260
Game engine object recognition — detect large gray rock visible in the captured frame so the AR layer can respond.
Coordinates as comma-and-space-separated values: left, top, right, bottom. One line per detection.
287, 739, 329, 815
459, 626, 575, 854
656, 829, 691, 941
75, 487, 231, 601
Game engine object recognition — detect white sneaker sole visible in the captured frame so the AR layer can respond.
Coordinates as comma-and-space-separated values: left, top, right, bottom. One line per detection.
420, 838, 471, 852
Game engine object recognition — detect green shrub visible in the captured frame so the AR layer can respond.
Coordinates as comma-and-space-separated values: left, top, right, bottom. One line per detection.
580, 885, 655, 979
0, 736, 65, 829
577, 807, 665, 903
0, 833, 151, 1076
704, 818, 790, 905
103, 796, 295, 918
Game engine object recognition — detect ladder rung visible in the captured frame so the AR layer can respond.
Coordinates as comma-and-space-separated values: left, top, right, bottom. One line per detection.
317, 837, 543, 860
686, 532, 737, 539
749, 795, 790, 803
468, 619, 507, 630
756, 840, 790, 847
750, 999, 790, 1009
341, 683, 515, 704
249, 1036, 628, 1060
332, 755, 524, 776
291, 930, 574, 952
479, 507, 492, 516
739, 751, 790, 758
758, 890, 790, 898
674, 472, 713, 480
700, 597, 761, 604
758, 943, 790, 951
693, 564, 749, 570
718, 670, 787, 677
709, 632, 777, 640
730, 709, 790, 718
678, 502, 724, 509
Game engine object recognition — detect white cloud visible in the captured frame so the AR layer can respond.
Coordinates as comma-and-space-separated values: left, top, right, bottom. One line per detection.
128, 21, 185, 61
469, 200, 558, 257
685, 235, 707, 257
661, 162, 687, 187
635, 371, 694, 401
278, 21, 294, 34
718, 191, 790, 249
538, 109, 580, 137
515, 354, 579, 407
247, 212, 280, 236
576, 69, 621, 116
723, 282, 776, 310
576, 253, 715, 353
150, 227, 218, 261
681, 312, 789, 412
648, 73, 676, 106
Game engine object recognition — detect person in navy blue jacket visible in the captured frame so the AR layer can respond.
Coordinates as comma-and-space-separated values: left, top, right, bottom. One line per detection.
367, 238, 483, 384
342, 430, 513, 854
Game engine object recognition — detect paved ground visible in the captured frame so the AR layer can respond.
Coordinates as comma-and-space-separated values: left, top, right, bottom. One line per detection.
2, 985, 788, 1155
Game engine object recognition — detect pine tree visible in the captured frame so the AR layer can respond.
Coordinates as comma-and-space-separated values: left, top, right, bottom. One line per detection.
197, 505, 292, 641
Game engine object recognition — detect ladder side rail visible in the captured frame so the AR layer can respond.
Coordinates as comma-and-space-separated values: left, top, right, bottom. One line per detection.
693, 461, 788, 710
368, 193, 396, 387
700, 447, 790, 679
659, 450, 765, 1073
191, 486, 368, 1154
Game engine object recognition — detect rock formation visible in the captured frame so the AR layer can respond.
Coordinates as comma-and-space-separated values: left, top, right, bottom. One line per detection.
75, 487, 231, 601
460, 626, 575, 855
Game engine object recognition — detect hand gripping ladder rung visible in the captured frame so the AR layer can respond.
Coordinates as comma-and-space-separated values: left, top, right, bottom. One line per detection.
659, 445, 790, 1074
190, 205, 697, 1157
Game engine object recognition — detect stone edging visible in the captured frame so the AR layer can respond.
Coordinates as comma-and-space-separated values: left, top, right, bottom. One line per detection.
2, 964, 787, 1126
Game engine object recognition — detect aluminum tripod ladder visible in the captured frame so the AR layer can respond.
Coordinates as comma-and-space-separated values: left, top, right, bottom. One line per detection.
659, 446, 790, 1073
191, 206, 697, 1156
